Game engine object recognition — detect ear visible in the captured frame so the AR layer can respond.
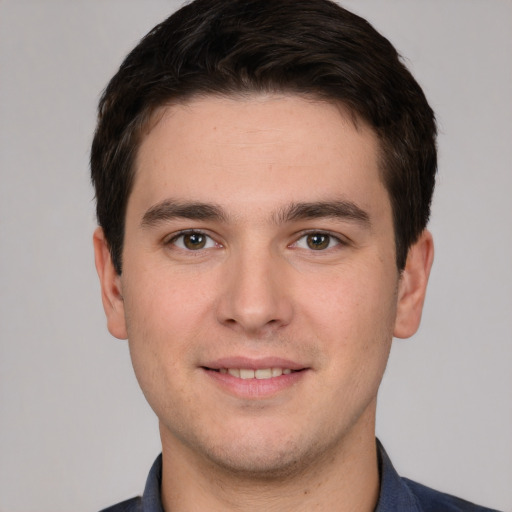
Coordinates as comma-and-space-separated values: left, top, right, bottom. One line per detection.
93, 227, 128, 339
394, 230, 434, 339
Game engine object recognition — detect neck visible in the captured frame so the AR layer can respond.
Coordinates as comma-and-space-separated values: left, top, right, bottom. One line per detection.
159, 409, 380, 512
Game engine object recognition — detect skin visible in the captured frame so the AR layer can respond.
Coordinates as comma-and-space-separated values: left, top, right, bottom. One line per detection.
94, 94, 433, 511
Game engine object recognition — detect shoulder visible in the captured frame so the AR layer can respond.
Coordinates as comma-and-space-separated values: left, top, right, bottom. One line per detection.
403, 478, 502, 512
98, 496, 142, 512
376, 440, 501, 512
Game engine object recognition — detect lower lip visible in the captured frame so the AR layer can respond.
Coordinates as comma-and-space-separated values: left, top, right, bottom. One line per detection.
203, 369, 307, 399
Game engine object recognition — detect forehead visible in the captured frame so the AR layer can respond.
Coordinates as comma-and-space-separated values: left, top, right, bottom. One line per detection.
130, 94, 387, 218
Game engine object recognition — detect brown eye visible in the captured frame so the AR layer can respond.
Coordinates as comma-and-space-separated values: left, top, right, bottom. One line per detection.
183, 233, 207, 250
170, 231, 216, 251
292, 232, 342, 251
306, 233, 331, 250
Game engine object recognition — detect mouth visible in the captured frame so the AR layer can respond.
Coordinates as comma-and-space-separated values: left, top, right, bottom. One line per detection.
205, 367, 302, 380
201, 358, 309, 398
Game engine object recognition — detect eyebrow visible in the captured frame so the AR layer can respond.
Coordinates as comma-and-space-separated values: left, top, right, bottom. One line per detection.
141, 200, 227, 227
141, 199, 370, 228
273, 201, 371, 226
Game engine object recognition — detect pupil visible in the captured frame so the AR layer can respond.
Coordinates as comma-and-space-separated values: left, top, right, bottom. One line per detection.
184, 233, 206, 250
307, 234, 329, 250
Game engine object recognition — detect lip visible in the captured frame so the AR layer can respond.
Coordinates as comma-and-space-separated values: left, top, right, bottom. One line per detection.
201, 356, 310, 399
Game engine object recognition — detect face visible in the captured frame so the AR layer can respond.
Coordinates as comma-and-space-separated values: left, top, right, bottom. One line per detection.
95, 94, 432, 477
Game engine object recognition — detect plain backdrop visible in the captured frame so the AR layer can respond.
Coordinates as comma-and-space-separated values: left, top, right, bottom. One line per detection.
0, 1, 511, 511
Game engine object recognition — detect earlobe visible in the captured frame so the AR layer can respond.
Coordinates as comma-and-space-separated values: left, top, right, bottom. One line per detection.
393, 230, 434, 339
93, 227, 128, 340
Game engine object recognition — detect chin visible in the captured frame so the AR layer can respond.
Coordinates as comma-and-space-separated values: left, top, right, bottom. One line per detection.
205, 444, 312, 480
188, 423, 339, 481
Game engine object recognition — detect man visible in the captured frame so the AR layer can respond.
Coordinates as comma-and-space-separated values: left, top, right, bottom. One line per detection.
91, 1, 500, 510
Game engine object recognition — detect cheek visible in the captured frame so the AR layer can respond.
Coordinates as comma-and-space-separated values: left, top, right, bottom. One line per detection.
123, 260, 214, 327
301, 262, 398, 335
300, 262, 397, 388
120, 267, 205, 377
121, 279, 205, 425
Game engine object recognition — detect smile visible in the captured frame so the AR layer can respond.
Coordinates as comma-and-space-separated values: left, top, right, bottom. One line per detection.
203, 362, 308, 398
217, 368, 294, 379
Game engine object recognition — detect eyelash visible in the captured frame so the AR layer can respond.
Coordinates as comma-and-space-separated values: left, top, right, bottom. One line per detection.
290, 231, 345, 251
166, 230, 220, 251
165, 229, 346, 252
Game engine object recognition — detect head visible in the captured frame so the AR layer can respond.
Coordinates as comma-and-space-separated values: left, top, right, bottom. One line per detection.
91, 0, 436, 486
91, 0, 437, 275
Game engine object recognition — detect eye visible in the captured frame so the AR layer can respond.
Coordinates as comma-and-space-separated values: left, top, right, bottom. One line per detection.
294, 232, 341, 251
168, 231, 218, 251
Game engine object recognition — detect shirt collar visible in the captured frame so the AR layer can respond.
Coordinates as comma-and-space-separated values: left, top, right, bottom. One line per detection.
140, 454, 164, 512
374, 439, 422, 512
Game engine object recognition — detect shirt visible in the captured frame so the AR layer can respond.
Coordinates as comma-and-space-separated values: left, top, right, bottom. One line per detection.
99, 441, 502, 512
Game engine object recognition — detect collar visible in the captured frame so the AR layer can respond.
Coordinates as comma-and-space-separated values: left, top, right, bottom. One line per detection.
140, 454, 164, 512
375, 439, 422, 511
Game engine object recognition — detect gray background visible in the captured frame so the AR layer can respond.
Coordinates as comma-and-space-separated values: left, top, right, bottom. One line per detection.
0, 1, 511, 511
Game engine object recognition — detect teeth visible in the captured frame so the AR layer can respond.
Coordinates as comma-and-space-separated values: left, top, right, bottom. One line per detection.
219, 368, 294, 380
240, 369, 255, 379
255, 368, 272, 379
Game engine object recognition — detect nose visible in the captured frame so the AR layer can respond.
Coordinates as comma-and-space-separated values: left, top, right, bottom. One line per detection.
216, 248, 294, 336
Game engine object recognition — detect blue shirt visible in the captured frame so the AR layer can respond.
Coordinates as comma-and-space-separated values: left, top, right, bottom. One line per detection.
99, 441, 501, 511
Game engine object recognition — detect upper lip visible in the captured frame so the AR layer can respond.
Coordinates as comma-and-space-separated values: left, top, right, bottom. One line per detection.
202, 356, 307, 371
